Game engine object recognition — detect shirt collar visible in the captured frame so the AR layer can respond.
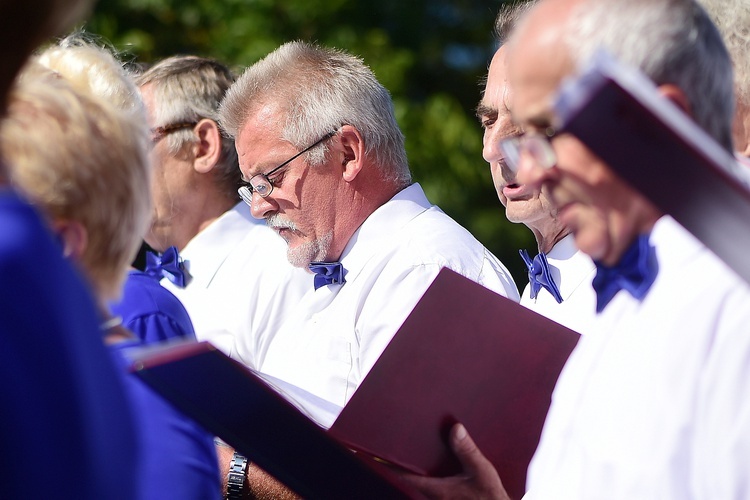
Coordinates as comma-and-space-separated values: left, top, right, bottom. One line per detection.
180, 202, 265, 288
338, 183, 431, 281
544, 233, 596, 301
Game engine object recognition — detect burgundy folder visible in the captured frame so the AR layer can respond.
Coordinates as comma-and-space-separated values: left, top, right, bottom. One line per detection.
329, 268, 580, 499
553, 51, 750, 286
131, 268, 580, 499
129, 340, 412, 499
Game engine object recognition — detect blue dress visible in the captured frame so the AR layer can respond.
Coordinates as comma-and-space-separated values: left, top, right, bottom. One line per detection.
111, 340, 220, 499
111, 270, 196, 343
0, 189, 139, 499
110, 270, 220, 499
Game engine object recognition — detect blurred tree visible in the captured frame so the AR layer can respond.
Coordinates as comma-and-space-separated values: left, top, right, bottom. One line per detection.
85, 0, 536, 286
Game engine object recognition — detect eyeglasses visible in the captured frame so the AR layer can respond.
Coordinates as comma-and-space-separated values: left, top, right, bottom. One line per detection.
499, 126, 557, 173
238, 130, 337, 204
150, 121, 198, 144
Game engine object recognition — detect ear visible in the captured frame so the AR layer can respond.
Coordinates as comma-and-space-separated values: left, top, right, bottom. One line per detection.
53, 219, 88, 260
336, 125, 366, 183
657, 83, 692, 117
192, 118, 223, 174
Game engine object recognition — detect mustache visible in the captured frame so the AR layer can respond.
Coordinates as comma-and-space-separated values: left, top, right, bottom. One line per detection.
266, 214, 298, 232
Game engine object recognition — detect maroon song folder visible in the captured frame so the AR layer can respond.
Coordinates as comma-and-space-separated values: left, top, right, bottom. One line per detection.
553, 51, 750, 286
131, 268, 580, 499
129, 340, 412, 499
329, 268, 580, 499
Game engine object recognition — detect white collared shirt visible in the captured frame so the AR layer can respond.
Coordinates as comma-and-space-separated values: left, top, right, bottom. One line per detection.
526, 216, 750, 499
163, 202, 310, 365
258, 183, 519, 418
520, 234, 597, 335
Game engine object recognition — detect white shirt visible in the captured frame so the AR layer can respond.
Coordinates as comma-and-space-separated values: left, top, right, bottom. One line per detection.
163, 202, 310, 363
258, 184, 519, 417
520, 234, 597, 335
526, 216, 750, 499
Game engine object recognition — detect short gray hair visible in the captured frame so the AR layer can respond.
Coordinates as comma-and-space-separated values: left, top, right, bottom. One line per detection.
136, 56, 240, 199
565, 0, 735, 153
220, 41, 411, 187
495, 0, 539, 47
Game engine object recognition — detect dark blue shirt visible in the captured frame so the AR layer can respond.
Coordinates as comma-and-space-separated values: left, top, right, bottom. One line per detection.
112, 340, 220, 500
111, 270, 195, 343
110, 269, 219, 499
0, 189, 139, 499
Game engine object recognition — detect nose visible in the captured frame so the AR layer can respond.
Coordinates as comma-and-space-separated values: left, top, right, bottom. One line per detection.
484, 127, 520, 187
249, 191, 277, 220
482, 125, 502, 165
516, 151, 553, 189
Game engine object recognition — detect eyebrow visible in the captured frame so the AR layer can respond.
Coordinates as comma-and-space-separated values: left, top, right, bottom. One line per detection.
476, 102, 496, 120
239, 159, 280, 183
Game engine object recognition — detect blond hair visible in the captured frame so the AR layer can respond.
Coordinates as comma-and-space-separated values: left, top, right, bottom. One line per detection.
2, 49, 150, 300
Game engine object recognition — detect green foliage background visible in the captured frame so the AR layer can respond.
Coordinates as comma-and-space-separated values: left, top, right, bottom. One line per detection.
85, 0, 535, 287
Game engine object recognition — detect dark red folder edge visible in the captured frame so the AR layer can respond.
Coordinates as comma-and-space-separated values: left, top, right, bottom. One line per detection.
130, 341, 412, 499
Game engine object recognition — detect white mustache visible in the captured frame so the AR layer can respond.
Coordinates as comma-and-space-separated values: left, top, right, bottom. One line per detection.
266, 214, 298, 232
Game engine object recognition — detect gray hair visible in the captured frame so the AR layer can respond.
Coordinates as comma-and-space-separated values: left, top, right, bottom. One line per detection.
5, 58, 151, 300
220, 40, 411, 187
699, 0, 750, 106
136, 56, 240, 199
38, 33, 143, 121
495, 0, 539, 47
565, 0, 735, 153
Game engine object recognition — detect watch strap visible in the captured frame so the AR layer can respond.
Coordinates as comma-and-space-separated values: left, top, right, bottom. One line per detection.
226, 451, 249, 499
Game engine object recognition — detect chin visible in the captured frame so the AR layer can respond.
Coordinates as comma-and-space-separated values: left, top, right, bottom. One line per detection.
506, 204, 542, 225
573, 230, 608, 263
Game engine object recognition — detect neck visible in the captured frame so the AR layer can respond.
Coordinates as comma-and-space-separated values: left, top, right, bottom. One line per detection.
533, 226, 571, 255
149, 195, 237, 252
326, 177, 404, 262
602, 200, 662, 267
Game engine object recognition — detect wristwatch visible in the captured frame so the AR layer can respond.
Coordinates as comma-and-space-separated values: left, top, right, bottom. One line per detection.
226, 451, 249, 499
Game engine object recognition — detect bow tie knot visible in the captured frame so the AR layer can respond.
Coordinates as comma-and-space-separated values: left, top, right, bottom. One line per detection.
145, 246, 187, 288
308, 261, 346, 290
520, 249, 563, 304
592, 233, 658, 313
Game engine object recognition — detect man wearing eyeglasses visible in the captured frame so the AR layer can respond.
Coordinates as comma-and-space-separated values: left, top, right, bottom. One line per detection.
220, 40, 519, 418
136, 56, 309, 363
408, 0, 750, 498
478, 0, 596, 335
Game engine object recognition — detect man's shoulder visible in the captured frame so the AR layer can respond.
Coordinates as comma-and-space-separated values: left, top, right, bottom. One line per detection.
114, 272, 194, 332
363, 206, 516, 297
395, 205, 494, 262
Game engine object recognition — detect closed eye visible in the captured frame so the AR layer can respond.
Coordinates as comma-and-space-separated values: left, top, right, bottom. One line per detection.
480, 115, 497, 129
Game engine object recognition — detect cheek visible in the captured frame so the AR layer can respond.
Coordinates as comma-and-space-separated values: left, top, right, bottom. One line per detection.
489, 165, 508, 205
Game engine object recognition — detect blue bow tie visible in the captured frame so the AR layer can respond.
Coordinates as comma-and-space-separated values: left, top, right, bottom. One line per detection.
145, 246, 187, 288
592, 233, 658, 313
520, 249, 563, 304
308, 261, 346, 290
